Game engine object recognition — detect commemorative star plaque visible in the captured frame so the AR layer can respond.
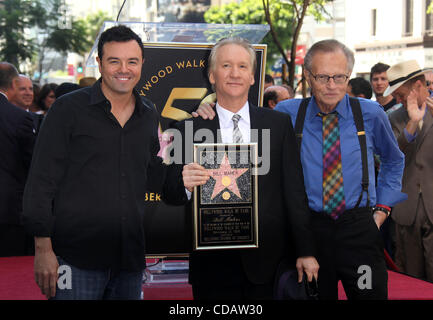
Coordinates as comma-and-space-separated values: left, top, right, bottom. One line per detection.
193, 143, 258, 250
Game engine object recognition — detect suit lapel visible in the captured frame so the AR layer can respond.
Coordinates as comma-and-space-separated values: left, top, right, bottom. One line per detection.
417, 108, 433, 149
249, 104, 262, 143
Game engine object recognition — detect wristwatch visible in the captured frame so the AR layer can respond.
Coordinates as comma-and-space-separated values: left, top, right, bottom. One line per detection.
372, 205, 391, 217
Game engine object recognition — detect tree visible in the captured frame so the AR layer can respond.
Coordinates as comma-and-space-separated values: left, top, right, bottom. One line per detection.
204, 0, 293, 69
0, 0, 100, 80
33, 0, 94, 82
204, 0, 329, 88
0, 0, 46, 67
263, 0, 329, 88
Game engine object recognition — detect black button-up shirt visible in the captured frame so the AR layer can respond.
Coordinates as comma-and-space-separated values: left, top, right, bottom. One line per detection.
23, 80, 185, 272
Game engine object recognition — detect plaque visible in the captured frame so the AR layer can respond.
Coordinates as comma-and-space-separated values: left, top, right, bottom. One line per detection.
193, 143, 258, 250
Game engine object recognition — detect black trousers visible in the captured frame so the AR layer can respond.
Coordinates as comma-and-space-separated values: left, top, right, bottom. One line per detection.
192, 282, 273, 300
189, 251, 274, 300
311, 207, 388, 300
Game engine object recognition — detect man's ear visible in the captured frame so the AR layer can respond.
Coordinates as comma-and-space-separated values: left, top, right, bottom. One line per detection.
269, 100, 276, 109
209, 71, 215, 85
96, 56, 102, 74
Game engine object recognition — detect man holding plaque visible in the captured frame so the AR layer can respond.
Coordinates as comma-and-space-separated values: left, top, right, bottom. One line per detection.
177, 37, 319, 300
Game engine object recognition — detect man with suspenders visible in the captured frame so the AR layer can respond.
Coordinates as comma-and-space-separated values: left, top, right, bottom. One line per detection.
275, 39, 406, 299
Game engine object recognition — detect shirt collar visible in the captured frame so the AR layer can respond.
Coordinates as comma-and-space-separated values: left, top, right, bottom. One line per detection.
306, 94, 350, 120
216, 101, 250, 128
0, 91, 8, 100
89, 78, 147, 115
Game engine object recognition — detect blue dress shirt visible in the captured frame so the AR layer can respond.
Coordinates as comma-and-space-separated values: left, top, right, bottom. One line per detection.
275, 94, 407, 212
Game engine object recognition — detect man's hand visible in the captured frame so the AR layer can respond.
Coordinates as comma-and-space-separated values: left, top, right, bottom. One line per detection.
406, 89, 426, 135
373, 210, 387, 229
191, 102, 216, 120
182, 163, 210, 192
296, 256, 319, 283
34, 237, 59, 299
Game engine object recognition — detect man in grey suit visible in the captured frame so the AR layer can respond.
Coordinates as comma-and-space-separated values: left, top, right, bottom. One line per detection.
386, 60, 433, 281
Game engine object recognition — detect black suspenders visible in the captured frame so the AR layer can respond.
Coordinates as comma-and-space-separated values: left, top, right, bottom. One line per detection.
294, 97, 370, 209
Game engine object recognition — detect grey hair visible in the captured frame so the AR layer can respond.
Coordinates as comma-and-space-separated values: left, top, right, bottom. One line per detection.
304, 39, 355, 73
208, 37, 257, 76
0, 62, 19, 91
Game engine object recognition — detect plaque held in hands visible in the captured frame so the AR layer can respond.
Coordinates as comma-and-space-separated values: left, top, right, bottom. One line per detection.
193, 143, 258, 250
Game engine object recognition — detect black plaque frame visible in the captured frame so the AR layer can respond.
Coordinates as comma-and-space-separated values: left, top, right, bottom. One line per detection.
193, 143, 258, 251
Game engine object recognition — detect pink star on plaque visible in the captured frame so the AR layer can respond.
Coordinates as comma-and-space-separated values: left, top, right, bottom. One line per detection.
207, 153, 249, 200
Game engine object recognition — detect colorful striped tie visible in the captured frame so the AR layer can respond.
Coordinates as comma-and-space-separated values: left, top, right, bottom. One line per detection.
319, 111, 345, 219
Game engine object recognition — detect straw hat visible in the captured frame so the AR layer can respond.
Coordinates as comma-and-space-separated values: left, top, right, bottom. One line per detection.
383, 60, 432, 97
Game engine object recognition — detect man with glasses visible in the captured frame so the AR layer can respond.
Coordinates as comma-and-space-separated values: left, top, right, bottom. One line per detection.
274, 39, 406, 299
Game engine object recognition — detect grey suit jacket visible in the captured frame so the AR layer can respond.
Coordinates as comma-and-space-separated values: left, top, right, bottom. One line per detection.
389, 106, 433, 226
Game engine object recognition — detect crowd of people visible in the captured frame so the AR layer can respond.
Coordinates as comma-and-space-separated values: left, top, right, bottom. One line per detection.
0, 24, 432, 300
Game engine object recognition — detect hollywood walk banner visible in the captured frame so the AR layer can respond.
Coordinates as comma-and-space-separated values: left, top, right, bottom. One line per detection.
193, 143, 258, 250
140, 42, 267, 255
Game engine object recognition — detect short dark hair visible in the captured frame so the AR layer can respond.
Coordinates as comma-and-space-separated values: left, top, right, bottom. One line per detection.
37, 83, 58, 111
348, 77, 373, 99
0, 62, 19, 91
265, 74, 274, 84
97, 25, 145, 61
263, 89, 278, 108
370, 62, 390, 81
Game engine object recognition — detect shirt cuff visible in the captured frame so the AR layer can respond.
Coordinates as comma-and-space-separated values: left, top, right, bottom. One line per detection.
185, 188, 192, 201
403, 128, 417, 142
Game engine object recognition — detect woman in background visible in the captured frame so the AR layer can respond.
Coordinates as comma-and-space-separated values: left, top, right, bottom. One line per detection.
32, 83, 58, 114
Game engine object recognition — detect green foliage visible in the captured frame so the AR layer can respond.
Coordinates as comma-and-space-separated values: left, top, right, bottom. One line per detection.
204, 0, 329, 73
0, 0, 46, 66
204, 0, 294, 67
0, 0, 108, 74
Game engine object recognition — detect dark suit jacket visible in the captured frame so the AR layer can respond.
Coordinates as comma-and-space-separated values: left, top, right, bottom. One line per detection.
0, 94, 35, 225
389, 106, 433, 226
166, 104, 315, 286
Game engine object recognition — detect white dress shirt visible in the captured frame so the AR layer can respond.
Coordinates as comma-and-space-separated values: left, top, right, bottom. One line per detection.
185, 101, 251, 199
216, 101, 251, 143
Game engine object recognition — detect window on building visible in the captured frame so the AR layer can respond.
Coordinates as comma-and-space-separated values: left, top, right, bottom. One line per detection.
372, 9, 377, 36
426, 0, 433, 31
404, 0, 414, 36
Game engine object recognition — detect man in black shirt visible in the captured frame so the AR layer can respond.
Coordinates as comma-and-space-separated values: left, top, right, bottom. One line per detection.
370, 62, 401, 113
22, 25, 186, 300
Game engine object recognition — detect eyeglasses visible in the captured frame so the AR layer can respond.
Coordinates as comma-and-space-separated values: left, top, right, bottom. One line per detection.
308, 71, 349, 84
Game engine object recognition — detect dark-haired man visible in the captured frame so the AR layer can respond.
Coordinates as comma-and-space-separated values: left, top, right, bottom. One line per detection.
22, 25, 186, 300
347, 77, 372, 99
370, 62, 400, 113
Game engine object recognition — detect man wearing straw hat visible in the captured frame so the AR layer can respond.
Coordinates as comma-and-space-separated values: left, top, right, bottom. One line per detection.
385, 60, 433, 281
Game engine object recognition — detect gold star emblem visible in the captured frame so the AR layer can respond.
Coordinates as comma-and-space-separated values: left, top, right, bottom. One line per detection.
206, 153, 248, 200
